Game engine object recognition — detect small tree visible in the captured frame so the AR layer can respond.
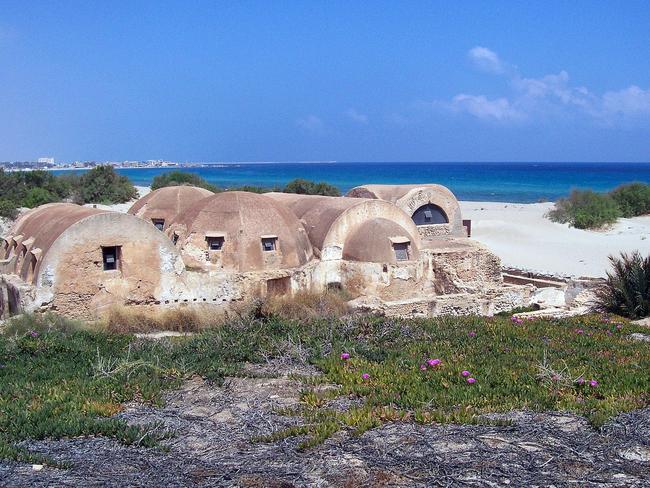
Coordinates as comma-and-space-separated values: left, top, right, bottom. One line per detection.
23, 187, 58, 208
150, 171, 220, 193
75, 166, 138, 204
595, 251, 650, 319
0, 199, 17, 219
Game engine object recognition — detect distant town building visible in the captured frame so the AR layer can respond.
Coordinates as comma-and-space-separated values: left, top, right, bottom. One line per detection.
37, 157, 55, 164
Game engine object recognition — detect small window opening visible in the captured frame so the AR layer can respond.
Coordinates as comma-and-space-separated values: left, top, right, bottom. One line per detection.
172, 233, 179, 245
152, 218, 165, 231
102, 246, 121, 271
393, 242, 410, 261
206, 236, 224, 251
423, 210, 433, 223
261, 237, 277, 252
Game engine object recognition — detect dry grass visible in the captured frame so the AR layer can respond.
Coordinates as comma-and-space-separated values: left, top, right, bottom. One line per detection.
260, 291, 349, 321
103, 306, 218, 334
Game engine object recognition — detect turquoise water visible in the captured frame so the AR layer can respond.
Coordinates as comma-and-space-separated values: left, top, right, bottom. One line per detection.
51, 162, 650, 203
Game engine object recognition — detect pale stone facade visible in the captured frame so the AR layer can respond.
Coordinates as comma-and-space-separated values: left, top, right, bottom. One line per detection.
0, 184, 530, 320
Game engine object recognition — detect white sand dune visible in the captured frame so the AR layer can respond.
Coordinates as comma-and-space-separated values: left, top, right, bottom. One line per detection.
461, 201, 650, 278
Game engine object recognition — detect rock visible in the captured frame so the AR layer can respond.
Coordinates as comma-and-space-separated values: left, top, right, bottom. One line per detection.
530, 287, 566, 308
618, 446, 650, 462
631, 317, 650, 327
629, 333, 650, 342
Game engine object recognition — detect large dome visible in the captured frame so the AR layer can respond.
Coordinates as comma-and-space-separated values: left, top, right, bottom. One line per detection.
343, 218, 420, 263
128, 185, 214, 230
168, 191, 313, 272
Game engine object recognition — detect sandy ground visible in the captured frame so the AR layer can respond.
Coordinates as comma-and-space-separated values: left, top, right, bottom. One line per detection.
461, 201, 650, 278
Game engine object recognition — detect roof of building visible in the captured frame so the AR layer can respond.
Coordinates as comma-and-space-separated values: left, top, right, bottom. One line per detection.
127, 185, 214, 229
170, 191, 313, 272
343, 218, 420, 263
346, 183, 458, 204
265, 192, 421, 252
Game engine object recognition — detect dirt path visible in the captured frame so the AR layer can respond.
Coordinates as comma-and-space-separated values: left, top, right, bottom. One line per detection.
2, 365, 649, 487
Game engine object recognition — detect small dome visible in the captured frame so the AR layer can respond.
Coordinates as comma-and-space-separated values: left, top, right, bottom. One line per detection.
169, 192, 313, 272
128, 186, 214, 230
343, 218, 420, 263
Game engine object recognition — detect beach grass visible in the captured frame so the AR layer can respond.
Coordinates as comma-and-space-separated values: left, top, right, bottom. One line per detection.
1, 311, 648, 464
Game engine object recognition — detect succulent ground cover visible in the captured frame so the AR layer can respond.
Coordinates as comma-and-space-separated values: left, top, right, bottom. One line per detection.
1, 311, 649, 468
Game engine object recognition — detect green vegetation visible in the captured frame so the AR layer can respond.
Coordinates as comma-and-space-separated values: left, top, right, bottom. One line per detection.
1, 307, 648, 464
610, 182, 650, 218
283, 178, 341, 196
595, 251, 650, 319
0, 166, 138, 218
547, 182, 650, 229
150, 170, 221, 193
150, 171, 340, 196
74, 166, 138, 204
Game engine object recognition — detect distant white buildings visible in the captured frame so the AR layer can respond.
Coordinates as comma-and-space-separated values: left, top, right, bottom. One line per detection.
37, 157, 55, 164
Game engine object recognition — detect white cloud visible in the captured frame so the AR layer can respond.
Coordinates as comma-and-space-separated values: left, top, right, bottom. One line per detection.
468, 46, 506, 74
450, 94, 523, 122
345, 108, 368, 124
602, 85, 650, 116
296, 115, 324, 133
441, 47, 650, 125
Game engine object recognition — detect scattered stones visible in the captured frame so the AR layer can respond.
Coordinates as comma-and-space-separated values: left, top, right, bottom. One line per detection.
629, 333, 650, 343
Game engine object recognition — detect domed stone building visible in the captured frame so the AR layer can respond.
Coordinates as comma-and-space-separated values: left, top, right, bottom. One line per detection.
127, 185, 214, 231
0, 203, 184, 318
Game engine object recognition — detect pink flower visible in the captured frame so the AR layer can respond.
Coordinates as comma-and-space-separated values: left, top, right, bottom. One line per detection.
340, 352, 350, 360
616, 324, 623, 330
419, 364, 427, 371
589, 379, 598, 387
575, 329, 584, 335
576, 376, 585, 385
468, 331, 477, 337
427, 358, 441, 367
361, 373, 370, 380
29, 331, 39, 338
467, 377, 476, 384
461, 370, 470, 377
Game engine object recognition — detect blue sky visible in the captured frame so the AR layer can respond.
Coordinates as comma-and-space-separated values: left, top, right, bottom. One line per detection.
1, 1, 650, 162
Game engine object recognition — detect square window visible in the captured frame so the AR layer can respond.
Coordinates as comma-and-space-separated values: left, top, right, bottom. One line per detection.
206, 236, 224, 251
393, 242, 409, 261
262, 237, 277, 252
152, 218, 165, 231
102, 246, 121, 271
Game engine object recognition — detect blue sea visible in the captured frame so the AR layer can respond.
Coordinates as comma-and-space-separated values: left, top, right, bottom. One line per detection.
52, 162, 650, 203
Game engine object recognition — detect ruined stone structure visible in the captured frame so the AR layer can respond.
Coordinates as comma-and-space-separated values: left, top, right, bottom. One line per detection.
0, 184, 531, 320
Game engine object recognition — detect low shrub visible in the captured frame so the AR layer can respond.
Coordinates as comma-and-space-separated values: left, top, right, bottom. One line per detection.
610, 182, 650, 218
260, 291, 350, 320
547, 189, 620, 229
595, 251, 650, 319
104, 306, 215, 333
283, 178, 341, 196
150, 171, 220, 193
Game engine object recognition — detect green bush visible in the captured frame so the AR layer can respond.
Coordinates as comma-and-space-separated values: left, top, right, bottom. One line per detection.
0, 199, 18, 219
595, 251, 650, 319
283, 178, 340, 196
150, 171, 220, 193
75, 166, 138, 204
547, 189, 620, 229
22, 187, 58, 208
610, 182, 650, 218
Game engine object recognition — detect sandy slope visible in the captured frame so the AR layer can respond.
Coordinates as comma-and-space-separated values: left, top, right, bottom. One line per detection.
82, 186, 151, 213
460, 201, 650, 278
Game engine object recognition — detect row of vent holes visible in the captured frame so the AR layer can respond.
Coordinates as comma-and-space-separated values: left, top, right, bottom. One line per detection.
157, 298, 230, 305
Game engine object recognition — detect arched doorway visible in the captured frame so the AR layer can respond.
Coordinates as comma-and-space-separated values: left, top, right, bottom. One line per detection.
411, 203, 448, 225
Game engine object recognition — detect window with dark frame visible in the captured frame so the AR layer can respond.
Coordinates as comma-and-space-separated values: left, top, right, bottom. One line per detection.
102, 246, 121, 271
152, 218, 165, 231
261, 237, 277, 252
206, 236, 225, 251
172, 233, 179, 245
393, 242, 409, 261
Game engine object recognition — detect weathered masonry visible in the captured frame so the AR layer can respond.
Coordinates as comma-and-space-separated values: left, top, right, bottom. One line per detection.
0, 184, 531, 319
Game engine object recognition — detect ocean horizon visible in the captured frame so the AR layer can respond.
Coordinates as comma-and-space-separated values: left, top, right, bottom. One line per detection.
51, 162, 650, 204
